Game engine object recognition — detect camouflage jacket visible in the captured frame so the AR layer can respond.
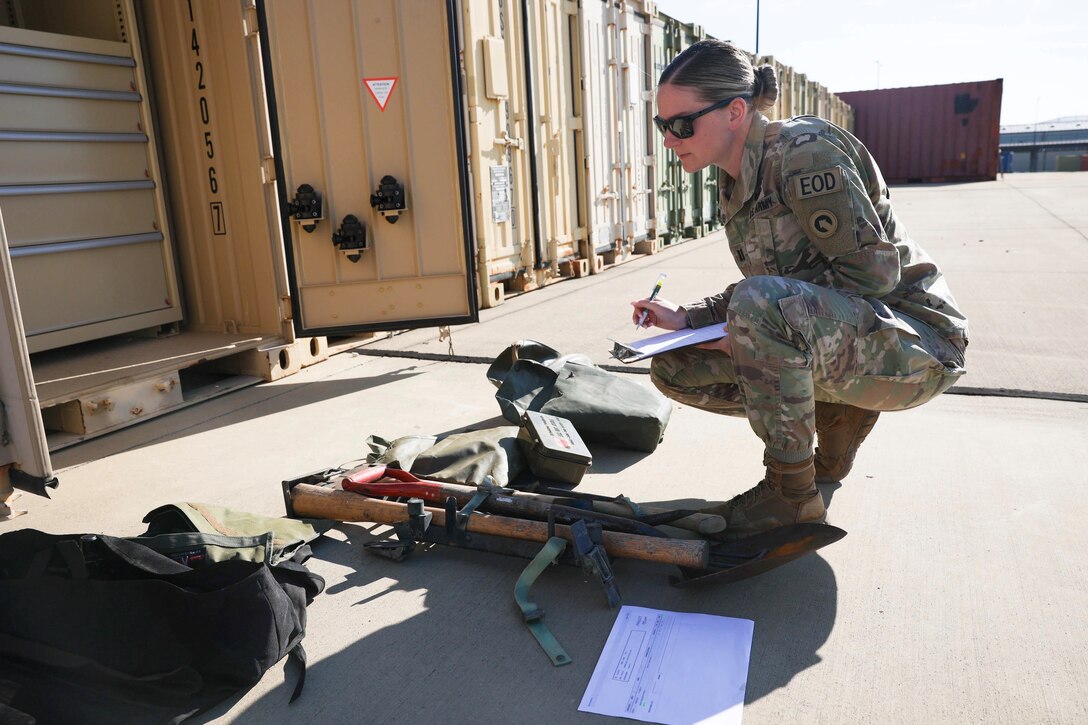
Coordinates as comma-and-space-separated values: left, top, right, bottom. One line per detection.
681, 114, 968, 342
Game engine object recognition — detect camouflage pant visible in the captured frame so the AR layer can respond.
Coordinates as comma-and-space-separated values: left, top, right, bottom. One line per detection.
650, 276, 967, 463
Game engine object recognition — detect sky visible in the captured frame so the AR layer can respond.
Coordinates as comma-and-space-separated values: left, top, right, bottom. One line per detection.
652, 0, 1087, 126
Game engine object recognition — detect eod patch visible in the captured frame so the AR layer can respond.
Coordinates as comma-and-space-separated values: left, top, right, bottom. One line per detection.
791, 166, 845, 200
787, 164, 857, 254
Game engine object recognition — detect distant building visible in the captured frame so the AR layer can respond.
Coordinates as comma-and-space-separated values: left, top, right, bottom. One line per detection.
999, 117, 1088, 172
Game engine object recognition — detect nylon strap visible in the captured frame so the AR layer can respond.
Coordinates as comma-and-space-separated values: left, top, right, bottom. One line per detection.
513, 536, 571, 666
614, 494, 644, 519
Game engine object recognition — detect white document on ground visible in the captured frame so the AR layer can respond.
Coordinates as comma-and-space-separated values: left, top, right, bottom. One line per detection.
610, 324, 728, 363
579, 606, 754, 725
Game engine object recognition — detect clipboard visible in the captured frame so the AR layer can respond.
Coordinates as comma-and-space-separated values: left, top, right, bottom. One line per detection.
609, 323, 728, 363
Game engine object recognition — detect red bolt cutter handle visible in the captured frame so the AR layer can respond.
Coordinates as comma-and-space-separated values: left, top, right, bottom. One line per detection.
341, 465, 447, 503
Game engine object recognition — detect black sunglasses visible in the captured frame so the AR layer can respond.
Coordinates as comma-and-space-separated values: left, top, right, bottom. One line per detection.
653, 95, 749, 139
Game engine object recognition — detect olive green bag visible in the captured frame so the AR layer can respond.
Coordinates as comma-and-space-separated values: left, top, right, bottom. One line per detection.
364, 426, 526, 487
487, 340, 672, 453
138, 502, 328, 566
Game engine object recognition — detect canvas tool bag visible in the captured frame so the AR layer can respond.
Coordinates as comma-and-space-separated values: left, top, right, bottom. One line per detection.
0, 507, 325, 725
487, 340, 672, 453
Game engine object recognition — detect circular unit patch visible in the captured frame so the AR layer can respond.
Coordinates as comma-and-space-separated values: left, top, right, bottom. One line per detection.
809, 209, 839, 239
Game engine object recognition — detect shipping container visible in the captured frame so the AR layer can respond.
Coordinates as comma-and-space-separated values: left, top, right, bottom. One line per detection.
574, 0, 655, 268
1, 0, 481, 494
0, 12, 183, 354
0, 0, 855, 501
648, 11, 686, 245
754, 55, 853, 128
674, 19, 718, 240
648, 12, 715, 245
527, 0, 587, 277
460, 0, 587, 308
836, 80, 1003, 184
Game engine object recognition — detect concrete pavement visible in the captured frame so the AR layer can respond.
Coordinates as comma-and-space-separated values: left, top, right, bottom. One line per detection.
8, 173, 1088, 724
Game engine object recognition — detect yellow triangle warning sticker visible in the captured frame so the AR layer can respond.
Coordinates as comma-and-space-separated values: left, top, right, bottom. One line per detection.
364, 77, 398, 111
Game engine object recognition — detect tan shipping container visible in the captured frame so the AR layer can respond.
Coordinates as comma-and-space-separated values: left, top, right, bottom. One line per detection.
575, 0, 655, 269
1, 0, 480, 494
0, 12, 183, 354
460, 0, 587, 308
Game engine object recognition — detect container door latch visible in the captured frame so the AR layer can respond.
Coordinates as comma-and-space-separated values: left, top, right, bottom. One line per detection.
370, 175, 407, 224
332, 214, 367, 263
285, 183, 324, 232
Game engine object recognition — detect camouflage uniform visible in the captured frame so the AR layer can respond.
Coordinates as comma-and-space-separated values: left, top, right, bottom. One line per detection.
651, 114, 968, 464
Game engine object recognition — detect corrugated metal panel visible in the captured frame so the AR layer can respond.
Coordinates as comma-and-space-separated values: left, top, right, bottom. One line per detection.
530, 0, 583, 277
577, 0, 654, 268
461, 0, 536, 306
836, 80, 1003, 184
0, 11, 183, 353
141, 0, 288, 338
649, 12, 686, 244
260, 0, 477, 334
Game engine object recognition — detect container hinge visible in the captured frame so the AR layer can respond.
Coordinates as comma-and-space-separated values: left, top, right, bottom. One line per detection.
241, 1, 260, 37
260, 156, 276, 185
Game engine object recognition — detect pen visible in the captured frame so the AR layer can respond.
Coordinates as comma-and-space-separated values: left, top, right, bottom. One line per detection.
635, 273, 668, 330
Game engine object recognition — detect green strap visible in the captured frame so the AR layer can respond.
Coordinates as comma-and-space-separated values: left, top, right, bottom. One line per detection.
514, 537, 571, 667
614, 494, 645, 519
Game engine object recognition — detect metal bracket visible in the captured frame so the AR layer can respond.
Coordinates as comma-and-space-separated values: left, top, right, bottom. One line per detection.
332, 213, 367, 262
281, 467, 343, 518
364, 498, 432, 561
514, 536, 571, 666
444, 479, 496, 544
285, 183, 323, 232
370, 175, 407, 224
570, 519, 621, 608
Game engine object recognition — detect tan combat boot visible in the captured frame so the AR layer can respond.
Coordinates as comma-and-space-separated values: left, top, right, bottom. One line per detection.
814, 402, 881, 484
704, 454, 826, 539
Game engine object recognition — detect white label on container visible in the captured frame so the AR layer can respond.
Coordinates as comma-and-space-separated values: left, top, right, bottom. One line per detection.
490, 165, 511, 222
364, 77, 398, 111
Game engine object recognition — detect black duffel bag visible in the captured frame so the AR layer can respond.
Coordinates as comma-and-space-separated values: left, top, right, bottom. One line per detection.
0, 527, 324, 724
487, 340, 672, 453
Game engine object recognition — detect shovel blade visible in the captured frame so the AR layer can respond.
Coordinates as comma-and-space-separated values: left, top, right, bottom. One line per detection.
670, 523, 847, 587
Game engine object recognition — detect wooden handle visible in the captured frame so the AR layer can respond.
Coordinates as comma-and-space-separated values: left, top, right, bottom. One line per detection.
290, 483, 708, 569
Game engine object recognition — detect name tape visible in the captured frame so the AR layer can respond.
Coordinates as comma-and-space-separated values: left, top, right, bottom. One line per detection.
792, 166, 844, 200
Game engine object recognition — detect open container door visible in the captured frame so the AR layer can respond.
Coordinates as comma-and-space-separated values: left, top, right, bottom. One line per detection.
0, 209, 56, 503
258, 0, 478, 336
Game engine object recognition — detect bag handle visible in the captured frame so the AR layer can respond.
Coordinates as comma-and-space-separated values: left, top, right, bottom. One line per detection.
93, 535, 192, 575
22, 534, 185, 580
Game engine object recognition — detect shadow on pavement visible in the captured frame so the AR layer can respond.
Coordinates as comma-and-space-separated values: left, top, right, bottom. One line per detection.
195, 521, 838, 723
51, 366, 427, 469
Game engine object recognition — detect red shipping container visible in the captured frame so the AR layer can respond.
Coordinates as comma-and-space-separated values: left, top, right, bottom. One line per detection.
836, 80, 1003, 184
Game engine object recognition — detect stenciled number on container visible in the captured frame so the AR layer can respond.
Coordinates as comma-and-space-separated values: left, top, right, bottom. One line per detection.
187, 1, 226, 234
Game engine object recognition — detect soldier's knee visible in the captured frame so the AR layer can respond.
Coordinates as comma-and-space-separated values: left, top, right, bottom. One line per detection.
649, 357, 674, 390
728, 276, 791, 323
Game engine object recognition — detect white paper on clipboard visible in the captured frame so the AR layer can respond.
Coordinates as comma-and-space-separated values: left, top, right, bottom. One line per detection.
610, 324, 727, 363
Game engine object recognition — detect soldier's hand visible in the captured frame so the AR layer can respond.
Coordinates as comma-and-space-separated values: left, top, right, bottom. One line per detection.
695, 328, 731, 354
631, 298, 687, 330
